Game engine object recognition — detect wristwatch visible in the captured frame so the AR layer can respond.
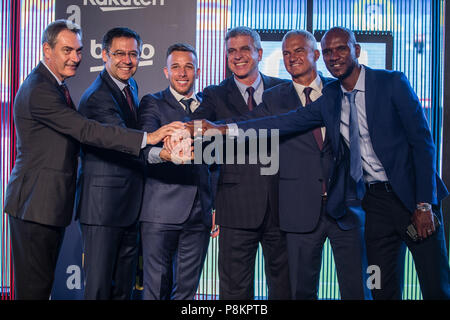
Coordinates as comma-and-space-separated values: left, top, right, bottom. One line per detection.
416, 202, 432, 212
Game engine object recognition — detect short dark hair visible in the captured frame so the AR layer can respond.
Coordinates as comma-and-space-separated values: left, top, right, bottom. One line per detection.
102, 27, 143, 53
225, 26, 261, 50
166, 43, 198, 65
42, 19, 82, 48
322, 26, 357, 46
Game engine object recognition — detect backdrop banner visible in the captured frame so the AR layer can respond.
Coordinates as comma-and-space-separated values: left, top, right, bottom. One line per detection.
51, 0, 197, 300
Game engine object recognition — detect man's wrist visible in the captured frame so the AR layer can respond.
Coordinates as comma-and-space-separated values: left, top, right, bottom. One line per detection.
226, 123, 239, 136
416, 202, 432, 212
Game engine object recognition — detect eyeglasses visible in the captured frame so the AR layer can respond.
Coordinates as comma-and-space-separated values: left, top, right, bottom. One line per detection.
109, 50, 140, 61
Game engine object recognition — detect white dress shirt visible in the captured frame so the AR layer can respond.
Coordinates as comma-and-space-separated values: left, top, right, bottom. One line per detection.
340, 65, 388, 183
233, 73, 263, 105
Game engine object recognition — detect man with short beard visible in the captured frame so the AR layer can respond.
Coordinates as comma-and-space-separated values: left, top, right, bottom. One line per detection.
235, 30, 370, 300
138, 43, 214, 300
197, 26, 450, 300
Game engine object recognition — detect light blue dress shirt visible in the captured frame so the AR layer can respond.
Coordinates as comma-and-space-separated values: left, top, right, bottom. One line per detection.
340, 65, 388, 183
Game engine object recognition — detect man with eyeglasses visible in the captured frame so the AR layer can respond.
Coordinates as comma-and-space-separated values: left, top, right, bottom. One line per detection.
137, 43, 214, 300
5, 21, 183, 300
76, 27, 165, 300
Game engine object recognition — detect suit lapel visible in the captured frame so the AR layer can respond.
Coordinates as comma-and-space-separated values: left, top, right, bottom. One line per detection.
129, 79, 139, 112
289, 80, 326, 151
162, 87, 187, 115
100, 70, 137, 127
226, 78, 250, 116
284, 82, 302, 110
322, 81, 344, 156
195, 92, 203, 104
37, 62, 70, 107
320, 76, 335, 149
363, 66, 376, 135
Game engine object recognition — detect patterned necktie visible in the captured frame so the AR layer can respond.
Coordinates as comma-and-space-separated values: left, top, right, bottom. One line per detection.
180, 98, 194, 115
246, 86, 256, 111
344, 89, 365, 199
60, 83, 75, 109
303, 87, 323, 150
123, 85, 137, 120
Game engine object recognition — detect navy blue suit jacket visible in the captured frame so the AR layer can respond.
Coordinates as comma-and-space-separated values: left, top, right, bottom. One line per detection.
236, 67, 448, 221
190, 74, 288, 228
75, 70, 145, 227
138, 88, 213, 227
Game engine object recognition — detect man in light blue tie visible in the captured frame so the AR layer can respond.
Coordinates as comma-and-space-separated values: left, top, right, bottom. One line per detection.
189, 26, 450, 299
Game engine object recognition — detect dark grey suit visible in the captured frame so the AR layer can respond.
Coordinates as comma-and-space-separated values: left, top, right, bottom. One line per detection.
190, 74, 291, 300
236, 78, 370, 299
75, 69, 145, 299
4, 62, 144, 299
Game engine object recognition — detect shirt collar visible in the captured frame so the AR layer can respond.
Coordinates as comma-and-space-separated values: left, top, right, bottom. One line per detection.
234, 72, 262, 96
42, 60, 63, 85
340, 64, 366, 93
169, 86, 197, 103
106, 69, 130, 92
292, 73, 323, 95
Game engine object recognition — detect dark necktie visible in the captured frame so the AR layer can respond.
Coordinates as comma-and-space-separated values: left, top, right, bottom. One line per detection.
303, 87, 323, 150
304, 86, 326, 195
60, 83, 75, 109
344, 90, 365, 199
246, 86, 256, 111
123, 85, 137, 119
180, 98, 194, 115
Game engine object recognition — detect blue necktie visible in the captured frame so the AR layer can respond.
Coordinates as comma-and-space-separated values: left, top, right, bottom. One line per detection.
344, 90, 365, 199
181, 98, 194, 115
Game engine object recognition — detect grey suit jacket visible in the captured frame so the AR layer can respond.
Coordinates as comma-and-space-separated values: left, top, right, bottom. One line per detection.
4, 62, 144, 227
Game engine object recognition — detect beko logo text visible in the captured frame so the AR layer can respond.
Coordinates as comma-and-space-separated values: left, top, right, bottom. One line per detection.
83, 0, 165, 12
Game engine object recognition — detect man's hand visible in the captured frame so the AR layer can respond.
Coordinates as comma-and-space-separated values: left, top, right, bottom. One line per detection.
185, 119, 227, 137
160, 130, 194, 164
412, 204, 435, 239
210, 209, 220, 238
147, 121, 185, 145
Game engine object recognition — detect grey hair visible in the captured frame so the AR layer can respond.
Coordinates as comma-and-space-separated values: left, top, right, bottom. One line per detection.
282, 29, 318, 51
42, 19, 82, 48
225, 26, 262, 50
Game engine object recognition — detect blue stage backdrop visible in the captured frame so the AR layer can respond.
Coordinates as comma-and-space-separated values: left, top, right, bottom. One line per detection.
51, 0, 197, 300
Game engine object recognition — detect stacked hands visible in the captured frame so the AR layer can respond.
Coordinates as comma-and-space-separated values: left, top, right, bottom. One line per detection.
147, 119, 221, 238
147, 120, 224, 164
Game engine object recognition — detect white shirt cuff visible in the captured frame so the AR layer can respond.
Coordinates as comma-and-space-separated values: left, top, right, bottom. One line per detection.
227, 123, 239, 137
147, 147, 164, 164
141, 132, 147, 148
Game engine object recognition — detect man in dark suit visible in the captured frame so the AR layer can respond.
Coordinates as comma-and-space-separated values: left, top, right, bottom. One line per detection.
138, 43, 213, 300
190, 26, 291, 300
4, 20, 182, 300
76, 27, 147, 300
196, 27, 450, 299
237, 30, 370, 299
